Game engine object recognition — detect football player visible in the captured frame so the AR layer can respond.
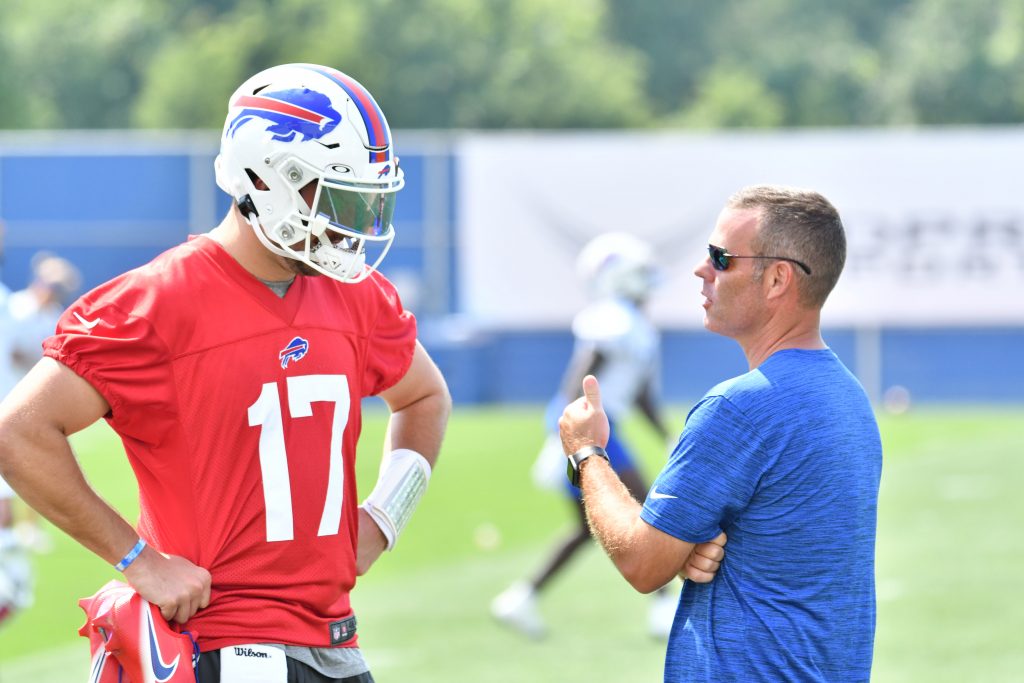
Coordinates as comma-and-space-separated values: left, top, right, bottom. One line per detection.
0, 64, 451, 682
492, 232, 680, 639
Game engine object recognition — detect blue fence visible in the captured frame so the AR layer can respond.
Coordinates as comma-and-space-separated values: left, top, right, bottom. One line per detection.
0, 132, 1019, 405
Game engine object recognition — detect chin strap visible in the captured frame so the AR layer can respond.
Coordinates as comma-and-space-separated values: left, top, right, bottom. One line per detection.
242, 205, 370, 282
243, 208, 296, 262
360, 449, 432, 550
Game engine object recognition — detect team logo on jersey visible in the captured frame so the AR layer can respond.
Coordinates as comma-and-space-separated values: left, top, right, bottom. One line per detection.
73, 311, 103, 330
279, 336, 310, 368
227, 89, 342, 143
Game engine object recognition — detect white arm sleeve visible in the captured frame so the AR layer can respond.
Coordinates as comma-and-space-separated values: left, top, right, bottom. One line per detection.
360, 448, 432, 550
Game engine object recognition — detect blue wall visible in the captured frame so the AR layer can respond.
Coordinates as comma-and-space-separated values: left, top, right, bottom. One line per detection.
424, 325, 1023, 406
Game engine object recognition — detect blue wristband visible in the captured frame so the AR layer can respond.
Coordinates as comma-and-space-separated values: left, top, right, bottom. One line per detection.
115, 538, 147, 572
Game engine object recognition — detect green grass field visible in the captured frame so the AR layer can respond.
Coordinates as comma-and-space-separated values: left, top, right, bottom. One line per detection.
0, 404, 1022, 682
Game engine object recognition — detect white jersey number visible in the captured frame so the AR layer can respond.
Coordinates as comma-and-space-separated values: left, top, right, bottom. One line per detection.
247, 374, 351, 542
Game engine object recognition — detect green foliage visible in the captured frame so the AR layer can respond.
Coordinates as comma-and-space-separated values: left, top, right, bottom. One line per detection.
670, 66, 785, 128
1, 405, 1023, 681
3, 0, 1024, 129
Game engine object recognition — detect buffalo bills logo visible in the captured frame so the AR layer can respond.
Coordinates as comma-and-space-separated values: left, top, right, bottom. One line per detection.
279, 336, 310, 368
377, 164, 391, 179
228, 89, 342, 142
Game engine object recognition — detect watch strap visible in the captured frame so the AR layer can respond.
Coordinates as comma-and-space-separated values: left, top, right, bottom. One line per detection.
566, 445, 610, 487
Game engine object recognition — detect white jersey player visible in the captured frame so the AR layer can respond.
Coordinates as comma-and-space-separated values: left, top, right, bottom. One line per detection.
493, 232, 679, 639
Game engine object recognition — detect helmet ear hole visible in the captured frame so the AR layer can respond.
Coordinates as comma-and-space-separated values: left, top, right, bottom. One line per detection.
245, 168, 270, 191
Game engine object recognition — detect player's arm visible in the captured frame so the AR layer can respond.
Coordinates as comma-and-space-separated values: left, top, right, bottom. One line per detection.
377, 340, 451, 467
0, 357, 210, 623
356, 341, 450, 573
561, 376, 725, 593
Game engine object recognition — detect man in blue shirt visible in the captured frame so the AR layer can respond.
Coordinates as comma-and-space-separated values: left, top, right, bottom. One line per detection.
560, 185, 882, 682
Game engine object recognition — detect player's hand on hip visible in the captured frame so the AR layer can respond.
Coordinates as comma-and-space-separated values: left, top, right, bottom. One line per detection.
356, 506, 387, 575
681, 531, 727, 584
559, 375, 610, 455
123, 547, 212, 624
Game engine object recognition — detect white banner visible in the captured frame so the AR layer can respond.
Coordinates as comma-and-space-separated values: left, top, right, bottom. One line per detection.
456, 129, 1024, 328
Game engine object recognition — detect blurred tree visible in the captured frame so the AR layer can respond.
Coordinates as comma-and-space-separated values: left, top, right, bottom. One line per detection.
684, 0, 890, 126
135, 0, 648, 129
2, 0, 1024, 130
606, 0, 730, 118
875, 0, 1024, 124
669, 66, 785, 128
0, 0, 172, 128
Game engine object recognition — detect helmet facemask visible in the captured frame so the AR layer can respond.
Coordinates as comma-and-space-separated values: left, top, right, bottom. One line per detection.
241, 153, 400, 283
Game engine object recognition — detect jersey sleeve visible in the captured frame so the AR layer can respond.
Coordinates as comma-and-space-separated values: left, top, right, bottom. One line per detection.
363, 274, 417, 396
640, 395, 768, 543
42, 289, 174, 445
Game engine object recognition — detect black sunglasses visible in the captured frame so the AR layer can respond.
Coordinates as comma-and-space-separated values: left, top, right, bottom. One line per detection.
707, 244, 812, 275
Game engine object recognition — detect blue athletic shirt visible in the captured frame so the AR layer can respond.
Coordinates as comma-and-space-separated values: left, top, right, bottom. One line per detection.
641, 348, 882, 682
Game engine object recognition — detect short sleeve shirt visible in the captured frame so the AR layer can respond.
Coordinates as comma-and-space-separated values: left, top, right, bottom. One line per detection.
43, 236, 416, 651
641, 349, 882, 682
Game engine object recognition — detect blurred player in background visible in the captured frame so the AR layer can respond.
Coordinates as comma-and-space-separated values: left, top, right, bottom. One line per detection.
0, 225, 36, 629
0, 63, 451, 682
8, 251, 82, 378
560, 185, 880, 681
0, 468, 33, 630
491, 232, 680, 639
4, 252, 82, 553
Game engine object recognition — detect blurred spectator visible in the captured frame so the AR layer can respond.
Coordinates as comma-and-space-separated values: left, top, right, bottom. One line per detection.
0, 232, 41, 626
0, 471, 33, 628
8, 252, 82, 377
1, 252, 81, 557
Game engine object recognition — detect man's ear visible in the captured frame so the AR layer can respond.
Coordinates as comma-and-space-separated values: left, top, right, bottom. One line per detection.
763, 261, 796, 302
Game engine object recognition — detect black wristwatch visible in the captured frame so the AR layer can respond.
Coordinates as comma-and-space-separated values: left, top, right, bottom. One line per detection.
566, 445, 610, 487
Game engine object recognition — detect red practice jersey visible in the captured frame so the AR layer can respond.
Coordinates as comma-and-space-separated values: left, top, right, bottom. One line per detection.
44, 236, 416, 651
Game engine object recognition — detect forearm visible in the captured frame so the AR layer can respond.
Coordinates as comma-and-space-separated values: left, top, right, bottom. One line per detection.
361, 345, 450, 562
578, 457, 652, 589
580, 455, 698, 592
563, 375, 712, 592
361, 390, 447, 555
0, 423, 139, 565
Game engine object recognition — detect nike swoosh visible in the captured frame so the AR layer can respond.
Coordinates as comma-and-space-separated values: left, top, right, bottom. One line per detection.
146, 606, 180, 682
73, 311, 102, 330
649, 489, 678, 500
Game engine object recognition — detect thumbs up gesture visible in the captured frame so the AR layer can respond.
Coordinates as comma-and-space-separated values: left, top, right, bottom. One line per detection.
559, 375, 610, 456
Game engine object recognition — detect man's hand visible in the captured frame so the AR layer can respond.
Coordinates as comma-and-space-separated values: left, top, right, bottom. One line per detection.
356, 506, 388, 575
559, 375, 611, 455
681, 531, 727, 583
122, 547, 211, 624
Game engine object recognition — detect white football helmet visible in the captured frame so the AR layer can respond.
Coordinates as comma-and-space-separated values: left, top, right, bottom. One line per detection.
576, 232, 660, 302
215, 63, 404, 283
